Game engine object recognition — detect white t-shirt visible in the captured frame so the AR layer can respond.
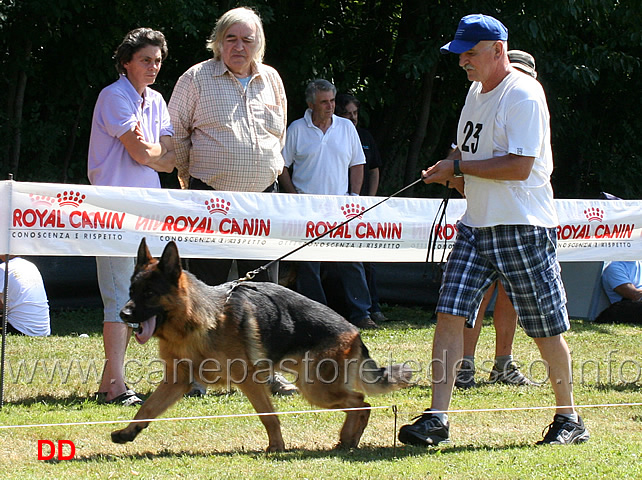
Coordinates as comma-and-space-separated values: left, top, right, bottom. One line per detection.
457, 71, 558, 228
0, 258, 50, 336
282, 110, 365, 195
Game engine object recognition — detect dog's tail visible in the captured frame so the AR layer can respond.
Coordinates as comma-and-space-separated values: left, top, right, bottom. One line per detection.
356, 340, 413, 395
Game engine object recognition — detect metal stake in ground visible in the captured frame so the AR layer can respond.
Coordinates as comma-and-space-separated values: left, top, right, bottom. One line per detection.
0, 173, 14, 409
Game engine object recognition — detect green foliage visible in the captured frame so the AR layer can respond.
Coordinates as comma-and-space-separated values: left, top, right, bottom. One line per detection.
1, 0, 641, 198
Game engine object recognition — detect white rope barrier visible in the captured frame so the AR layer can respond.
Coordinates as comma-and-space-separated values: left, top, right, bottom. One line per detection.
0, 401, 640, 431
405, 402, 642, 416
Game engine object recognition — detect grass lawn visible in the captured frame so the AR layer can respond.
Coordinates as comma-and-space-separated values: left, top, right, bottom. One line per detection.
0, 304, 640, 479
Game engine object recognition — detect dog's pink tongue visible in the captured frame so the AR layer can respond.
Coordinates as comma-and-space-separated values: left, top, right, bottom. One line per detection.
135, 316, 157, 345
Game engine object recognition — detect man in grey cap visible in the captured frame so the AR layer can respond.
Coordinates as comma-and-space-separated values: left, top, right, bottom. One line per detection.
509, 49, 537, 78
398, 14, 589, 447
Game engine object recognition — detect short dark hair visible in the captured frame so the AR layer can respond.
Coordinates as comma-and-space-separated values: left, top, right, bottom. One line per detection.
335, 93, 360, 116
114, 28, 168, 75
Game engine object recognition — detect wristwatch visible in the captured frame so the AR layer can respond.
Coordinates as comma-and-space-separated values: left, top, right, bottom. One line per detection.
453, 159, 463, 177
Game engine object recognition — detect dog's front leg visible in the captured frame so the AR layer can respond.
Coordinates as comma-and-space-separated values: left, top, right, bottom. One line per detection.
111, 380, 190, 444
238, 381, 285, 452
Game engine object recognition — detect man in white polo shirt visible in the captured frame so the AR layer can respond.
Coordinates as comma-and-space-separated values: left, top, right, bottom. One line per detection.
279, 79, 376, 329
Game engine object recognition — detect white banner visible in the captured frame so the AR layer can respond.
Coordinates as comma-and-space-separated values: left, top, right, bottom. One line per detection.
1, 181, 641, 261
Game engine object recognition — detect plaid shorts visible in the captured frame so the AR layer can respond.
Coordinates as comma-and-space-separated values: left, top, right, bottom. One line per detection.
436, 222, 569, 338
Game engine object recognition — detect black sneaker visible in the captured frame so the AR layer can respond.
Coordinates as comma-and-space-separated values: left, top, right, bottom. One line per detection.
489, 362, 535, 386
455, 359, 477, 389
536, 414, 590, 445
398, 411, 450, 446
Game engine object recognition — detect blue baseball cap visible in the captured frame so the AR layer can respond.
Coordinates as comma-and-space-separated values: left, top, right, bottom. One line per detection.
440, 14, 508, 54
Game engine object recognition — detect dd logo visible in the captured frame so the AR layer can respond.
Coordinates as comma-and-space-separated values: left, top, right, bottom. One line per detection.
37, 440, 76, 460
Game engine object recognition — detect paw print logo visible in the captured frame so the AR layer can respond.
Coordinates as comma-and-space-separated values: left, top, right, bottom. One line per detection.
56, 190, 86, 208
584, 207, 604, 222
340, 203, 365, 220
29, 194, 56, 208
205, 197, 231, 215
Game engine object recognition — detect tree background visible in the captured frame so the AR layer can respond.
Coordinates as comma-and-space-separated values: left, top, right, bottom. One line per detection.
1, 0, 641, 199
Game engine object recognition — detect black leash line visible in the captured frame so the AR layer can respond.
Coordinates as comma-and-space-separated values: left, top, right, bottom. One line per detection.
426, 182, 452, 264
421, 182, 453, 285
235, 176, 426, 284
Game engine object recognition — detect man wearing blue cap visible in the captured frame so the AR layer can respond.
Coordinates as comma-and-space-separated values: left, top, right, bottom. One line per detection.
398, 14, 589, 447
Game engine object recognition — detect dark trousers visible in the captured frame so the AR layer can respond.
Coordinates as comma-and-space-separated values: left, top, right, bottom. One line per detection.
187, 176, 278, 286
296, 261, 371, 323
364, 262, 382, 313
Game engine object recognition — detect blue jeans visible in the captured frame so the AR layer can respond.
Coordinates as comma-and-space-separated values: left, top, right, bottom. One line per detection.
296, 261, 371, 323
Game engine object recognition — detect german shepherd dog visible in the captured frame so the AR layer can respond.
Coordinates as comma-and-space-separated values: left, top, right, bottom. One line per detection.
111, 239, 411, 451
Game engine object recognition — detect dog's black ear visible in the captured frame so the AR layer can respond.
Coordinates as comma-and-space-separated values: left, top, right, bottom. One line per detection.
158, 241, 182, 284
136, 237, 153, 267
